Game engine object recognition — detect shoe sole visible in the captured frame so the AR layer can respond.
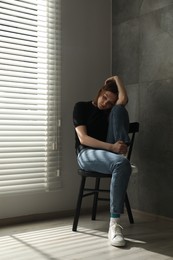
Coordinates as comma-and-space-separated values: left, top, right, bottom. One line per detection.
110, 240, 126, 247
108, 234, 126, 247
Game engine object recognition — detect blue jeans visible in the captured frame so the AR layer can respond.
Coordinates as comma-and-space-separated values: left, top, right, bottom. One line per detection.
77, 105, 132, 214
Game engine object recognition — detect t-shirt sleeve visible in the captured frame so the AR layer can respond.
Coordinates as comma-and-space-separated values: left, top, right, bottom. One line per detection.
73, 102, 87, 127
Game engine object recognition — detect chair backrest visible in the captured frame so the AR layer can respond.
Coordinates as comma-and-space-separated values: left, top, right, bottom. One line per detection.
127, 122, 139, 161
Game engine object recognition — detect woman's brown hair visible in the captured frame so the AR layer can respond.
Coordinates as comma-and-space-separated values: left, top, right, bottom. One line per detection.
93, 80, 118, 105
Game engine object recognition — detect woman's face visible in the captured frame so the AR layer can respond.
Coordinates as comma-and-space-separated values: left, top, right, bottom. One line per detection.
97, 91, 118, 110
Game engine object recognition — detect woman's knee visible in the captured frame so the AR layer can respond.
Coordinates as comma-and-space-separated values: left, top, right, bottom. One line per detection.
122, 157, 131, 173
111, 104, 128, 116
113, 156, 131, 176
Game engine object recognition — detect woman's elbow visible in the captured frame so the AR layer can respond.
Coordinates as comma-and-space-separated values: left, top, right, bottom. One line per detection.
116, 96, 128, 106
79, 138, 85, 145
78, 135, 87, 145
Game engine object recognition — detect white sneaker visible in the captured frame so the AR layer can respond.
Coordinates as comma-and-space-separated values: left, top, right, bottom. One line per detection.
108, 223, 126, 247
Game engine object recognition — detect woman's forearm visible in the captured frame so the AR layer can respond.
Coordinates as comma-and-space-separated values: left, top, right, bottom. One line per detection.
76, 126, 112, 151
80, 135, 127, 154
79, 134, 112, 151
76, 126, 127, 154
114, 76, 128, 106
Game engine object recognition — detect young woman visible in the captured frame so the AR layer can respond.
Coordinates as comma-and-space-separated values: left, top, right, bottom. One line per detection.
73, 76, 131, 247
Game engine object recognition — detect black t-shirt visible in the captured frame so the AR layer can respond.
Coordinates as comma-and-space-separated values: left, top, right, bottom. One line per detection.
73, 101, 111, 152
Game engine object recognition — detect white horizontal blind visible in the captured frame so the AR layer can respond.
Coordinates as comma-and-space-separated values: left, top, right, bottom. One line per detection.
0, 0, 61, 193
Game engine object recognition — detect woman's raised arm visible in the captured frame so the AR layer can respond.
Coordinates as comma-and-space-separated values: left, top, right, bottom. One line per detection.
105, 76, 128, 106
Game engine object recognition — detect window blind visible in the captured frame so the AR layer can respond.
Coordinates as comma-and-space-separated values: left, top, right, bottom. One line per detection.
0, 0, 61, 193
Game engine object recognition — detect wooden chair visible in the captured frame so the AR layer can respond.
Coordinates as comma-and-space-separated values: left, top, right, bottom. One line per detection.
72, 122, 139, 231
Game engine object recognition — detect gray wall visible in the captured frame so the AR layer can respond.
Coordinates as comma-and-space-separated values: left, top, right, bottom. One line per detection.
112, 0, 173, 218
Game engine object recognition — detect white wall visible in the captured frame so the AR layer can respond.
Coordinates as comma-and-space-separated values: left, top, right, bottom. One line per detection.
0, 0, 112, 219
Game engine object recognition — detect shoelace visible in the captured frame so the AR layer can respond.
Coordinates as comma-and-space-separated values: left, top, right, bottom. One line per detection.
114, 224, 123, 235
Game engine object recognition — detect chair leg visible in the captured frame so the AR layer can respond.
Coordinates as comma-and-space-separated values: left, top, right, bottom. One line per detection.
125, 192, 134, 224
72, 176, 86, 231
91, 177, 100, 220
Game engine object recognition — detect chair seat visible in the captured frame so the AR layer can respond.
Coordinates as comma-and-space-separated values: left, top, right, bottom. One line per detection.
78, 169, 112, 178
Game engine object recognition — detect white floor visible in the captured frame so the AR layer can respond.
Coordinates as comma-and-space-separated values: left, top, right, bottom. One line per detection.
0, 211, 173, 260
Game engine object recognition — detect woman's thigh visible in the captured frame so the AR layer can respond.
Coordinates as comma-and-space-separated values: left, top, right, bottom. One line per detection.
77, 148, 124, 174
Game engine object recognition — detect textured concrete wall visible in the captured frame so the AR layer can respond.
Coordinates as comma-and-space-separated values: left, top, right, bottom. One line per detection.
112, 0, 173, 218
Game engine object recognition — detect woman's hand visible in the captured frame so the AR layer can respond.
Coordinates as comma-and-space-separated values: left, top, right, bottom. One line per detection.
110, 141, 128, 154
105, 75, 118, 84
